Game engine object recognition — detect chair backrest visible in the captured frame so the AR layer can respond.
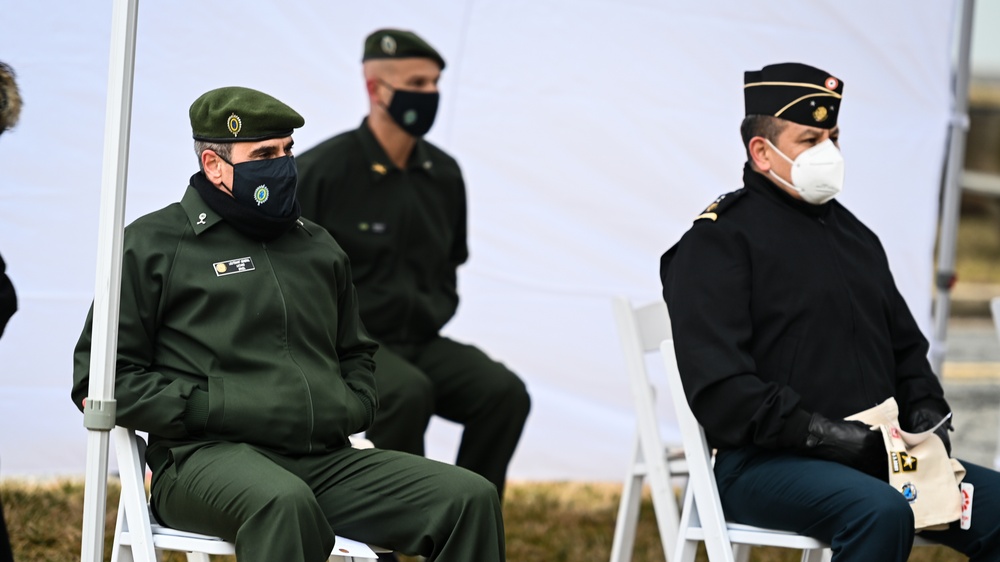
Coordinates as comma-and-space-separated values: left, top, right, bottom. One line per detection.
613, 297, 675, 451
614, 297, 672, 355
660, 339, 737, 562
992, 297, 1000, 345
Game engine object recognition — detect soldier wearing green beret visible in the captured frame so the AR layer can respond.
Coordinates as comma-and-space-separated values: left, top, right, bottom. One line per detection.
661, 63, 1000, 561
71, 86, 506, 562
297, 29, 531, 507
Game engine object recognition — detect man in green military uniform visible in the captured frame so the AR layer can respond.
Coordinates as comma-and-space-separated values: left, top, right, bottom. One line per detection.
71, 86, 505, 562
296, 29, 531, 502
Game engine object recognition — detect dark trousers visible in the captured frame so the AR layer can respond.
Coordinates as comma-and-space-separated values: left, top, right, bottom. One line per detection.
0, 499, 12, 562
152, 442, 504, 562
365, 336, 531, 500
716, 447, 1000, 561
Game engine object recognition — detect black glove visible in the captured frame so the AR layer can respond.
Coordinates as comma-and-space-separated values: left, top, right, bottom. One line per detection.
799, 413, 886, 479
908, 408, 953, 456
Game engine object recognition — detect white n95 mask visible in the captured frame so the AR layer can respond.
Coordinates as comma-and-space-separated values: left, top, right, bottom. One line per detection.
766, 138, 845, 205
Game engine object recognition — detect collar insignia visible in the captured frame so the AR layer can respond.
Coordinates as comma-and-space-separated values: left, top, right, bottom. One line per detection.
371, 162, 387, 175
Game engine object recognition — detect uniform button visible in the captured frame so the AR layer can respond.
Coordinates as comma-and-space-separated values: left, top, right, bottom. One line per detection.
423, 160, 432, 170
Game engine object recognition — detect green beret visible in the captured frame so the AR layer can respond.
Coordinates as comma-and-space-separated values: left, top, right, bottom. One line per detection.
362, 28, 446, 70
189, 86, 304, 143
744, 62, 843, 129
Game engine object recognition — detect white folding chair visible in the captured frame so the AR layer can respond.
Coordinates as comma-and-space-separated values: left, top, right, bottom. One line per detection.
660, 340, 936, 562
660, 339, 827, 562
609, 297, 688, 562
110, 426, 381, 562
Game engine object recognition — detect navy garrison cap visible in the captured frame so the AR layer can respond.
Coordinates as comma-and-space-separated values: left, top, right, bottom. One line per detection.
744, 63, 843, 129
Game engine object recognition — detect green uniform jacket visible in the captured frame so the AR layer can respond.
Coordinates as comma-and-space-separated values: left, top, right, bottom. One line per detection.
296, 119, 468, 345
72, 185, 379, 471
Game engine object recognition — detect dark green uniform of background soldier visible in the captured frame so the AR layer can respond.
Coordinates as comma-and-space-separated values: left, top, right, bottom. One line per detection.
0, 60, 22, 562
72, 86, 505, 562
297, 29, 530, 502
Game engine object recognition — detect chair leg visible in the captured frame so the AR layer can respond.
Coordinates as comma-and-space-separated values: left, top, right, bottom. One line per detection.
111, 492, 135, 562
185, 552, 211, 562
733, 544, 751, 562
610, 435, 644, 562
673, 484, 699, 562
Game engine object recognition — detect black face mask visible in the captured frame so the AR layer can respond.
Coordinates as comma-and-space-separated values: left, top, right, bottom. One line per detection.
222, 155, 299, 219
380, 81, 440, 137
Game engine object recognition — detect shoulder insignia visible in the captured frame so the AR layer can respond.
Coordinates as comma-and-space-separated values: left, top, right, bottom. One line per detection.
694, 189, 745, 222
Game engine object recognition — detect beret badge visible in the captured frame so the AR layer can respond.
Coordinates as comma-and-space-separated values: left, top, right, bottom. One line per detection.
381, 35, 397, 55
227, 113, 242, 137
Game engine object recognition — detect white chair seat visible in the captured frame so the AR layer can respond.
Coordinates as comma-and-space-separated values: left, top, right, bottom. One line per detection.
110, 427, 381, 562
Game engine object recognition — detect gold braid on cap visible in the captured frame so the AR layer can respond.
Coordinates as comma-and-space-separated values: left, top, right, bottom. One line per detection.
774, 92, 839, 118
0, 62, 23, 133
743, 81, 843, 97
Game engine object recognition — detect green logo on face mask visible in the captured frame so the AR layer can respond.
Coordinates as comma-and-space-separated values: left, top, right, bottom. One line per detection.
403, 109, 418, 125
253, 185, 269, 205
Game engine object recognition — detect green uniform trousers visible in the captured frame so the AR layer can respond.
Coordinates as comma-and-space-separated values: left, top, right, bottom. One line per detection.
365, 337, 530, 500
151, 442, 505, 562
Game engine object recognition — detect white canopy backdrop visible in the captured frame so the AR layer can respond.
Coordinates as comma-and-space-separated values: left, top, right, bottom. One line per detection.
0, 0, 959, 480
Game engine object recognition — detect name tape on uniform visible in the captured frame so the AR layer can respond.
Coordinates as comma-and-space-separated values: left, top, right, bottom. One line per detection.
213, 257, 256, 277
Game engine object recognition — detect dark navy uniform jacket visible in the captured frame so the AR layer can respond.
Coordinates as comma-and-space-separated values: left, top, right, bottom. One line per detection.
296, 119, 468, 346
660, 164, 948, 451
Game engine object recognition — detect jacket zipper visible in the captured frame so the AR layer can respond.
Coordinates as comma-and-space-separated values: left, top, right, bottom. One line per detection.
817, 216, 875, 404
262, 242, 316, 453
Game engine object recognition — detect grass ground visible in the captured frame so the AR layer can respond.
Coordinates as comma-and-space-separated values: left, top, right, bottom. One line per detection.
0, 480, 967, 562
953, 210, 1000, 284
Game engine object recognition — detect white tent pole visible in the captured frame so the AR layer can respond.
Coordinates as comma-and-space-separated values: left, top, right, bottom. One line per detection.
930, 0, 975, 377
80, 0, 139, 560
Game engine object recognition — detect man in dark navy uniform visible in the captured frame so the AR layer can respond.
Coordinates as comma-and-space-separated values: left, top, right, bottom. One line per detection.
661, 62, 1000, 561
296, 29, 530, 505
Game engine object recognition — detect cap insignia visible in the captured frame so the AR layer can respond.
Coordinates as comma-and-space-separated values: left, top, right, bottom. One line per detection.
812, 106, 828, 122
381, 35, 397, 55
825, 77, 839, 91
253, 185, 269, 205
227, 113, 242, 137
